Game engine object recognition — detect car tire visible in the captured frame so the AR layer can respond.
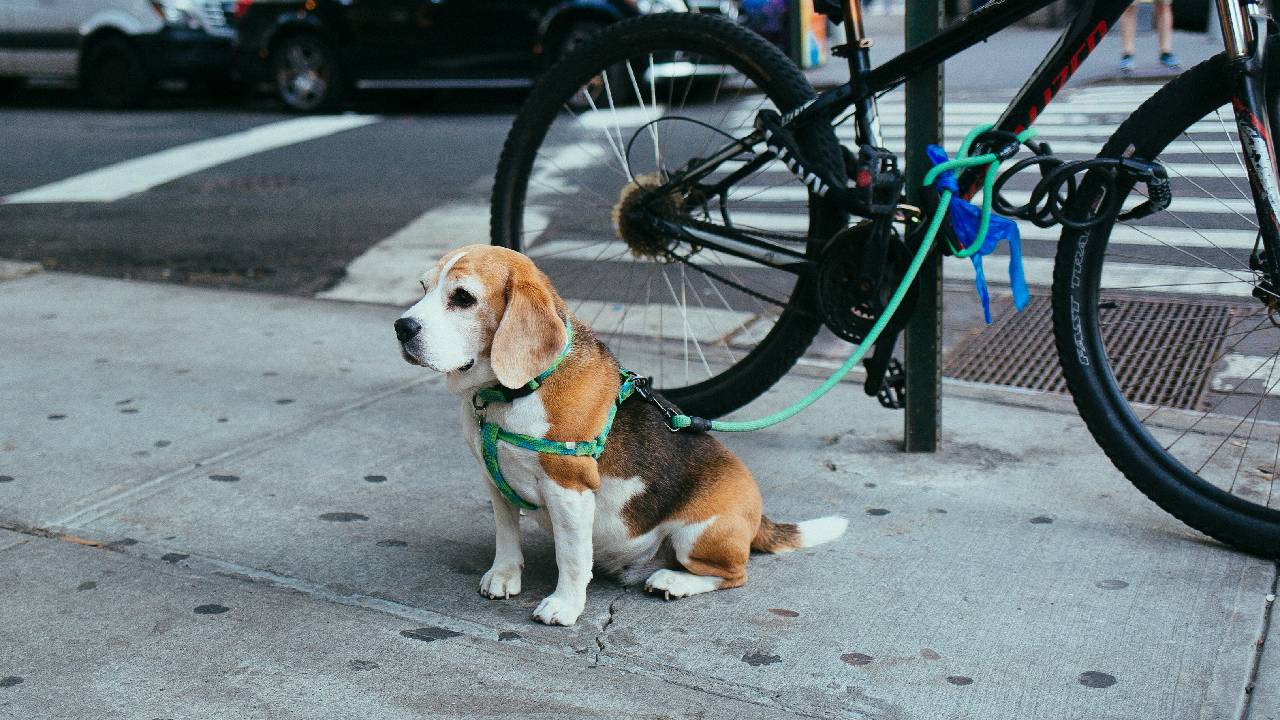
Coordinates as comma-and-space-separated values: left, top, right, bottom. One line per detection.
81, 36, 150, 109
272, 34, 344, 113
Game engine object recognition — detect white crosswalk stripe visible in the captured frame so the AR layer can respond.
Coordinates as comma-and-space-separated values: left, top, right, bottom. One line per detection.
317, 202, 495, 306
527, 232, 1260, 325
3, 115, 381, 204
696, 84, 1261, 305
724, 184, 1257, 215
331, 78, 1262, 351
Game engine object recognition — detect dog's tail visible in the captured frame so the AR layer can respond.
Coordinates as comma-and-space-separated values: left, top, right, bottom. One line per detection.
751, 515, 848, 553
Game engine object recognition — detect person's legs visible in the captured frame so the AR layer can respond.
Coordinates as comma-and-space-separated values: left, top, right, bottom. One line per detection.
1120, 4, 1138, 71
1155, 1, 1173, 53
1156, 0, 1179, 67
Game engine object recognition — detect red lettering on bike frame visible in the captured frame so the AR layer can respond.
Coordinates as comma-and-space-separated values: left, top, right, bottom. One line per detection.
1013, 20, 1109, 134
963, 19, 1110, 199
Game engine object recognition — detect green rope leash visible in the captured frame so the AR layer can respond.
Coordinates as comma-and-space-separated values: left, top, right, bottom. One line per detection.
669, 124, 1034, 433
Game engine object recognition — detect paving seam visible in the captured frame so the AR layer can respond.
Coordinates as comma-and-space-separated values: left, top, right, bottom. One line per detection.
2, 529, 810, 715
49, 374, 439, 530
1239, 565, 1279, 720
8, 524, 827, 717
192, 552, 832, 718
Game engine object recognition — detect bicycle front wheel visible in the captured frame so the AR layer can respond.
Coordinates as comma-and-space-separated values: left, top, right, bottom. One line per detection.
491, 13, 846, 418
1053, 53, 1280, 555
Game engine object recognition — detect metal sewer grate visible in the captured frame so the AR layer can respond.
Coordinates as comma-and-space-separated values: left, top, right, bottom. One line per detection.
944, 294, 1235, 410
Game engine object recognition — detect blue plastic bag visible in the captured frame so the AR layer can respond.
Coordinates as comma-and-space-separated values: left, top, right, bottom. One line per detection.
925, 144, 1031, 324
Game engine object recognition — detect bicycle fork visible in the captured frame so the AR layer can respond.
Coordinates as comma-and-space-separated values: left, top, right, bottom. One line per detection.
1222, 0, 1280, 296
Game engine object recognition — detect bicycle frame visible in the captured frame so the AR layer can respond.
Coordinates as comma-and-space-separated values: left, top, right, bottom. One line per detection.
646, 0, 1280, 285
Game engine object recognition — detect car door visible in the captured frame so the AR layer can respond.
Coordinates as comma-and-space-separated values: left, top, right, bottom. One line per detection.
418, 0, 544, 80
342, 0, 448, 80
0, 1, 13, 75
6, 0, 81, 78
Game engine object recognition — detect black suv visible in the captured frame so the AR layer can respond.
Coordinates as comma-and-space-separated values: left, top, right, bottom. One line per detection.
233, 0, 733, 112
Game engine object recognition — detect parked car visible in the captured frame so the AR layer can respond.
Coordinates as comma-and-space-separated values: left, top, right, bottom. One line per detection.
0, 0, 236, 107
232, 0, 738, 112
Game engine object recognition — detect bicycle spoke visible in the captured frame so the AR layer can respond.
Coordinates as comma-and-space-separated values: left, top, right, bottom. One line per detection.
496, 15, 823, 417
1228, 344, 1279, 492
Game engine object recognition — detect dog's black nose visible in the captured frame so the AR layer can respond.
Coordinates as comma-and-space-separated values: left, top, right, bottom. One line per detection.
394, 317, 422, 343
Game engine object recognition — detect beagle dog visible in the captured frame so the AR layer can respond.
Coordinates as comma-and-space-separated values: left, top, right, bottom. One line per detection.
395, 244, 847, 626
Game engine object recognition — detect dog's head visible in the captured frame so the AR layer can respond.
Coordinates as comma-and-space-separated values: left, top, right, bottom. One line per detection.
395, 245, 568, 391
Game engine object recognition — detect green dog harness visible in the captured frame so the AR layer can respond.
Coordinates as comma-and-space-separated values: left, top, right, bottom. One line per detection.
472, 322, 637, 510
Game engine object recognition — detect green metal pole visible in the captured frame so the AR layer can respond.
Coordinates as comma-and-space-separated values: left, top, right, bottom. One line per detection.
903, 0, 944, 452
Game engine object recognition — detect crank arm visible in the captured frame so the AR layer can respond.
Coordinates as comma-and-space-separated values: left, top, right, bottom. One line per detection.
863, 332, 905, 409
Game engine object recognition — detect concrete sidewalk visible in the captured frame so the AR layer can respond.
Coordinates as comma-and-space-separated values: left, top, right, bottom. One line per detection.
1, 270, 1276, 719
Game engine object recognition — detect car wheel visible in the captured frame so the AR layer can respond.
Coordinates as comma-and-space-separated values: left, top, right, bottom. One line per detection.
82, 37, 150, 108
272, 34, 344, 113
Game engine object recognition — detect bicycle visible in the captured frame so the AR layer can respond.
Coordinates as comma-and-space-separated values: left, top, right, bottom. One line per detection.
490, 0, 1280, 557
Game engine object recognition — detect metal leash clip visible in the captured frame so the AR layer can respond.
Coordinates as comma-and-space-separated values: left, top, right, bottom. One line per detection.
629, 375, 686, 432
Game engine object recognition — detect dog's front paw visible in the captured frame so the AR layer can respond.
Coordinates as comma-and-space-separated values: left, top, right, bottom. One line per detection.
532, 593, 584, 626
479, 565, 522, 599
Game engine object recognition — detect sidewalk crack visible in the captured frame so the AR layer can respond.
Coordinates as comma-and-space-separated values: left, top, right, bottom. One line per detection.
0, 519, 133, 552
592, 588, 628, 665
1238, 562, 1278, 720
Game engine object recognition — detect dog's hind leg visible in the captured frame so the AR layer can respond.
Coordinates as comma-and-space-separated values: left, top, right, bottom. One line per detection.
645, 514, 752, 599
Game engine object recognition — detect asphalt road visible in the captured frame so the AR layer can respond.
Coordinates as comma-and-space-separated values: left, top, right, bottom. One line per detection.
0, 17, 1218, 297
0, 86, 521, 295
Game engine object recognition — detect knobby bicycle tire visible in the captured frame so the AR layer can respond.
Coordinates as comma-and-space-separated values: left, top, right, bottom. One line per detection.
491, 13, 846, 419
1053, 52, 1280, 557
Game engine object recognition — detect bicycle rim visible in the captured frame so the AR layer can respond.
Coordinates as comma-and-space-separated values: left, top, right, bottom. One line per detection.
1056, 54, 1280, 553
491, 15, 844, 416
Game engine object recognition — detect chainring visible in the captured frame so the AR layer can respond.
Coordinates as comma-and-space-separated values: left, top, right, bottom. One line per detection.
816, 221, 918, 343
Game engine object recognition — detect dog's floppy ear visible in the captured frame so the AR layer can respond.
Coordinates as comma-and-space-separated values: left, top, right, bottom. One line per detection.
491, 269, 567, 389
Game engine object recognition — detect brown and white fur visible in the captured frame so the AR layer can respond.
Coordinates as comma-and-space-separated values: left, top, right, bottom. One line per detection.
396, 245, 847, 626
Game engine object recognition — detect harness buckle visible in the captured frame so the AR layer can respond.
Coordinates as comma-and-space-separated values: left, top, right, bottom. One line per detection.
630, 375, 684, 432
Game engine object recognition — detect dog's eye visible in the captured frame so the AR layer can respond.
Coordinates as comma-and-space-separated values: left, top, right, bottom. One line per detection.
449, 288, 476, 309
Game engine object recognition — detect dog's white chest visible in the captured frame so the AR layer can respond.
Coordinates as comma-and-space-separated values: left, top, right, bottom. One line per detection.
461, 396, 552, 508
458, 398, 655, 569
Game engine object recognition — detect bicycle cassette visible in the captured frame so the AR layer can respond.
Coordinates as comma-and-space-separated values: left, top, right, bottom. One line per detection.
816, 221, 918, 344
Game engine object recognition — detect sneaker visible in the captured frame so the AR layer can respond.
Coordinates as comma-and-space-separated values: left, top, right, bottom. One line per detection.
1119, 54, 1134, 73
1160, 52, 1180, 69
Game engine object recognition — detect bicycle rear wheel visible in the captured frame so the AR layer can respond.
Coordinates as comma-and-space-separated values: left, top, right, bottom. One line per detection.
491, 13, 846, 418
1053, 53, 1280, 556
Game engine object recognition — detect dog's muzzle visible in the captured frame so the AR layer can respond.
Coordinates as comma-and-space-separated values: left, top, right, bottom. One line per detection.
394, 317, 473, 373
394, 317, 422, 343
